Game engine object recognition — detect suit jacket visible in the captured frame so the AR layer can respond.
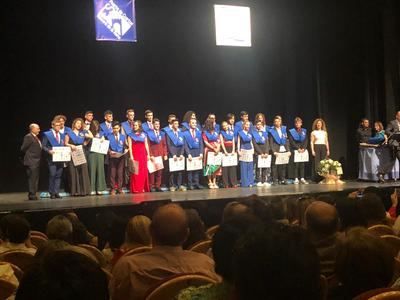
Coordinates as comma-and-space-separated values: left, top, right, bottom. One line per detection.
386, 120, 400, 136
20, 133, 42, 167
252, 137, 270, 155
268, 130, 290, 153
288, 129, 308, 150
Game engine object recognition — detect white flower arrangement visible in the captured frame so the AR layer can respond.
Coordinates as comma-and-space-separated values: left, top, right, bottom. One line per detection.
317, 159, 343, 176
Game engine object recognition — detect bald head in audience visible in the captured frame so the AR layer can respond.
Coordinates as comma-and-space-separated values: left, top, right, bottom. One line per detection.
305, 201, 338, 237
150, 204, 189, 246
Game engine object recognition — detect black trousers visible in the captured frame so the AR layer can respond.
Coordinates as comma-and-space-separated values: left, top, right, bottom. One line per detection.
272, 155, 287, 182
222, 166, 238, 187
26, 165, 40, 197
314, 144, 328, 173
293, 162, 305, 179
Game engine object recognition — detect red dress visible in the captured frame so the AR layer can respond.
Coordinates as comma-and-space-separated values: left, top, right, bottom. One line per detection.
130, 138, 150, 193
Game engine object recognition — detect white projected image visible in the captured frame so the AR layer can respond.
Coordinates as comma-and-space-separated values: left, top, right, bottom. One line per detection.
214, 5, 251, 47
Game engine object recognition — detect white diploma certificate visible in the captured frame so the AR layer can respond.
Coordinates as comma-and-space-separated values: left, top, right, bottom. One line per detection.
186, 156, 203, 171
90, 138, 110, 155
169, 157, 185, 172
257, 155, 271, 168
294, 149, 309, 163
71, 145, 87, 166
206, 152, 223, 166
239, 149, 253, 162
147, 156, 164, 174
222, 153, 238, 167
52, 147, 71, 162
275, 152, 290, 165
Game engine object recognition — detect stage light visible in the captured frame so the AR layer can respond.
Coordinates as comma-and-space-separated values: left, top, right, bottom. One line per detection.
214, 4, 251, 47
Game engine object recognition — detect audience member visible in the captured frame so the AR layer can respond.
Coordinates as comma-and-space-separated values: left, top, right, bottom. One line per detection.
333, 227, 394, 299
16, 249, 109, 300
183, 209, 208, 249
178, 214, 261, 300
46, 215, 73, 243
123, 215, 152, 251
358, 193, 389, 227
305, 201, 341, 276
0, 214, 36, 255
110, 204, 219, 300
221, 201, 250, 222
232, 223, 321, 300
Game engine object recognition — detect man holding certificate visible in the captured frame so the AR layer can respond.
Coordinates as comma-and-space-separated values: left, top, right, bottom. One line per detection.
252, 120, 271, 187
42, 120, 66, 199
183, 118, 204, 190
166, 119, 186, 191
269, 116, 291, 185
288, 117, 309, 184
147, 119, 168, 192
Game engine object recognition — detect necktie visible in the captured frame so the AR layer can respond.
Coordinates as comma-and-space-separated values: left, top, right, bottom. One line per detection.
192, 129, 195, 138
130, 122, 134, 129
115, 134, 119, 143
56, 132, 60, 144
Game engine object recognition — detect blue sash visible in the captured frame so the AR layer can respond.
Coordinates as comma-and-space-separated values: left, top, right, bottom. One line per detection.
68, 130, 86, 145
166, 129, 184, 147
181, 122, 190, 131
108, 133, 126, 153
269, 126, 287, 145
183, 129, 202, 149
204, 130, 219, 142
121, 121, 134, 135
220, 130, 234, 141
162, 126, 172, 133
252, 129, 268, 144
289, 128, 307, 142
44, 130, 65, 147
128, 131, 146, 143
238, 130, 253, 143
147, 130, 164, 144
100, 122, 113, 135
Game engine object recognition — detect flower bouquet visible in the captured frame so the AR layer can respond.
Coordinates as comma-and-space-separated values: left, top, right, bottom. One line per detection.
317, 159, 345, 184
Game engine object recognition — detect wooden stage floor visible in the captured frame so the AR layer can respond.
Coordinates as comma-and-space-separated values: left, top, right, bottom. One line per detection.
0, 181, 399, 213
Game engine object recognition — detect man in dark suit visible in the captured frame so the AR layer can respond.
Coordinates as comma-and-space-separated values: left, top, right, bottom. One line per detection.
21, 123, 42, 200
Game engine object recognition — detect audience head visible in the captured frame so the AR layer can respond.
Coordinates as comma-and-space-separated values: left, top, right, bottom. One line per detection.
150, 204, 189, 247
268, 196, 287, 223
358, 193, 387, 226
335, 195, 366, 230
16, 250, 109, 300
182, 209, 207, 249
109, 217, 128, 250
212, 214, 261, 283
125, 215, 152, 247
233, 223, 321, 300
315, 193, 336, 205
46, 215, 73, 243
222, 201, 251, 223
64, 214, 90, 245
297, 196, 315, 227
305, 201, 338, 238
0, 214, 30, 244
335, 227, 394, 298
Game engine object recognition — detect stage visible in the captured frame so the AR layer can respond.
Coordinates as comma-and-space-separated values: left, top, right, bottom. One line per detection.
0, 181, 398, 214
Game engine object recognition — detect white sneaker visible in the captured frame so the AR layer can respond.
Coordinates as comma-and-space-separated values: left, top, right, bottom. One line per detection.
256, 182, 263, 187
294, 178, 299, 184
300, 178, 309, 184
90, 191, 96, 196
263, 182, 271, 187
213, 184, 219, 189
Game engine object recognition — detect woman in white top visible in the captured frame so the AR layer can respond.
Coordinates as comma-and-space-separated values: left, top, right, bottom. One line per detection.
310, 118, 330, 179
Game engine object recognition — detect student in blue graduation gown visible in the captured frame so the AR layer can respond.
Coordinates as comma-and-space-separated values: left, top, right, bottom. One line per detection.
121, 108, 135, 136
65, 118, 92, 196
237, 121, 254, 187
204, 113, 220, 133
183, 118, 204, 190
252, 120, 271, 187
108, 121, 127, 195
234, 111, 251, 136
42, 119, 66, 199
226, 113, 236, 132
161, 114, 177, 189
220, 121, 238, 188
166, 119, 186, 191
288, 117, 309, 184
269, 116, 291, 185
54, 115, 72, 136
100, 110, 114, 137
141, 110, 155, 133
181, 111, 201, 132
162, 114, 176, 133
253, 113, 267, 132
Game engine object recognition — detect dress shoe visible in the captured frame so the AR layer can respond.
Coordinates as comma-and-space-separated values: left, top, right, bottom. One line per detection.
55, 193, 62, 199
50, 194, 56, 199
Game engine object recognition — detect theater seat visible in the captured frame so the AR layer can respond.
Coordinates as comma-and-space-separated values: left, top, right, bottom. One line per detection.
188, 240, 212, 254
0, 250, 35, 272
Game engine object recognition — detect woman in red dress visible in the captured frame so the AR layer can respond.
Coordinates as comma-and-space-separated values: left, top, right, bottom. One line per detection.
128, 121, 150, 193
